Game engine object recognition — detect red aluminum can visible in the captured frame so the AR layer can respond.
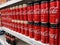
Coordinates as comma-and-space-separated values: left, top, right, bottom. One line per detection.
49, 0, 60, 45
11, 7, 15, 31
34, 1, 40, 22
23, 4, 27, 21
34, 0, 41, 40
24, 24, 29, 36
4, 9, 7, 28
49, 0, 60, 24
28, 2, 33, 22
27, 2, 34, 38
19, 5, 23, 34
41, 0, 49, 23
9, 8, 12, 30
5, 9, 9, 28
7, 8, 10, 29
15, 5, 20, 33
29, 24, 34, 38
41, 25, 49, 43
41, 0, 49, 43
15, 6, 19, 32
49, 27, 59, 45
6, 8, 9, 28
10, 7, 13, 30
8, 8, 12, 30
23, 4, 27, 35
34, 25, 41, 40
1, 10, 4, 27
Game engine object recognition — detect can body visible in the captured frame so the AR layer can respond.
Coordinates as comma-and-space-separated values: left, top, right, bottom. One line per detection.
41, 25, 49, 43
19, 5, 23, 34
41, 1, 49, 23
28, 2, 34, 37
49, 0, 60, 24
34, 1, 41, 41
23, 4, 28, 35
49, 27, 59, 45
49, 0, 60, 45
41, 0, 49, 43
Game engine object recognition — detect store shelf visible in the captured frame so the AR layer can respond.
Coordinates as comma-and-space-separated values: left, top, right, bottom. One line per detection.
0, 0, 22, 8
1, 27, 49, 45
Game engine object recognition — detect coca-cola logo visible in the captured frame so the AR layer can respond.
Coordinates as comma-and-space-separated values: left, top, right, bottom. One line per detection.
29, 28, 34, 32
41, 31, 48, 36
41, 8, 48, 14
28, 10, 33, 15
50, 6, 58, 14
23, 10, 27, 15
34, 30, 40, 34
49, 33, 57, 39
34, 9, 40, 14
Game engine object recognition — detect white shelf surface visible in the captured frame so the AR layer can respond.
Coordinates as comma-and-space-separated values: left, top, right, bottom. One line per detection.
0, 0, 22, 8
1, 27, 49, 45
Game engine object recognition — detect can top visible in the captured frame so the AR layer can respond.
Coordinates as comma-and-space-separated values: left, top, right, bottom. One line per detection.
19, 5, 23, 8
23, 4, 27, 7
34, 0, 41, 5
28, 1, 34, 6
16, 6, 18, 8
50, 0, 59, 2
13, 7, 15, 9
41, 0, 48, 4
10, 7, 13, 10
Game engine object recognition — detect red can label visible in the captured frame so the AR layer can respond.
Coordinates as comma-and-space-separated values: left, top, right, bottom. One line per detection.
34, 26, 41, 40
49, 28, 59, 45
19, 7, 23, 34
19, 8, 23, 20
34, 3, 40, 22
23, 7, 27, 21
41, 26, 49, 43
41, 2, 48, 23
29, 25, 34, 38
49, 1, 60, 24
27, 5, 33, 22
24, 24, 29, 36
23, 6, 27, 35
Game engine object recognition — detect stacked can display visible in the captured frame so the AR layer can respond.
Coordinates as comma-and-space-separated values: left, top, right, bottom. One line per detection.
41, 0, 49, 43
23, 4, 29, 36
49, 0, 60, 45
27, 2, 34, 38
33, 0, 41, 41
0, 0, 60, 45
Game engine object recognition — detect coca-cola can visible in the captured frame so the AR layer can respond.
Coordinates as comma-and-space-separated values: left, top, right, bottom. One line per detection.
49, 23, 59, 45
